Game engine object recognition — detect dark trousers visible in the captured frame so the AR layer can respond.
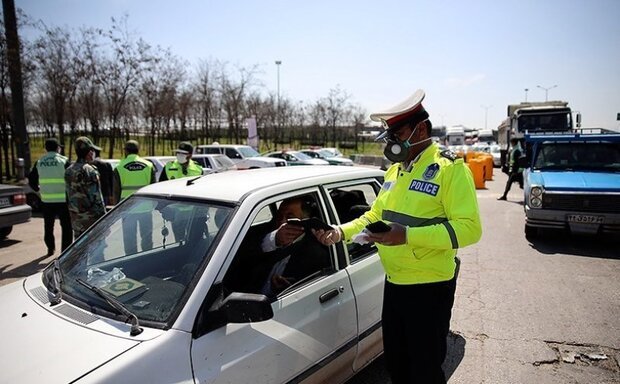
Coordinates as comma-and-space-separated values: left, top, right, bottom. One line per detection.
502, 172, 523, 196
41, 202, 73, 252
382, 277, 457, 384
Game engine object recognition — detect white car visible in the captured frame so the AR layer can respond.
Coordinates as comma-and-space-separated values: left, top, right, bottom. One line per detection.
0, 166, 386, 383
143, 156, 176, 180
191, 154, 238, 173
195, 144, 287, 169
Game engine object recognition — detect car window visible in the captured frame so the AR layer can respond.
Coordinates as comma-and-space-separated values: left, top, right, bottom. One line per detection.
222, 192, 333, 300
55, 196, 233, 325
202, 148, 220, 155
327, 182, 380, 262
224, 148, 242, 159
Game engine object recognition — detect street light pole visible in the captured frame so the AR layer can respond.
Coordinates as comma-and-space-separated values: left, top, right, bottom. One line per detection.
537, 84, 557, 102
524, 88, 529, 102
275, 60, 281, 129
481, 105, 492, 130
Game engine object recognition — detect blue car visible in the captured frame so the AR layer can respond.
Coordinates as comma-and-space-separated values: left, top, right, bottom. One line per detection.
523, 130, 620, 239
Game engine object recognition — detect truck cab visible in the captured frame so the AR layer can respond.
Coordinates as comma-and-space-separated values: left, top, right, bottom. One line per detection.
523, 130, 620, 239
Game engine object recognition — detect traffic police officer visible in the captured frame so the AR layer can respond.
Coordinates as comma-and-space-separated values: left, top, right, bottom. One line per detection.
113, 140, 156, 254
28, 137, 72, 255
159, 142, 203, 240
314, 90, 482, 383
65, 136, 106, 238
159, 141, 202, 181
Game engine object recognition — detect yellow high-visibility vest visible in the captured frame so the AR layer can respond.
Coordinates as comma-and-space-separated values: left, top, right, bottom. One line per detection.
36, 152, 68, 203
340, 143, 482, 285
117, 154, 153, 199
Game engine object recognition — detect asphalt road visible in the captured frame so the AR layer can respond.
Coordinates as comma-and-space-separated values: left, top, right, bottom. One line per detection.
1, 169, 619, 383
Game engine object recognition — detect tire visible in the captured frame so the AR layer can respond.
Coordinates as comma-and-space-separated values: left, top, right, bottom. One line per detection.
0, 226, 13, 240
524, 224, 538, 240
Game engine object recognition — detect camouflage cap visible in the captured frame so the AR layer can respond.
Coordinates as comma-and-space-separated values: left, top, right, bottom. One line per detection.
75, 136, 102, 152
125, 140, 140, 152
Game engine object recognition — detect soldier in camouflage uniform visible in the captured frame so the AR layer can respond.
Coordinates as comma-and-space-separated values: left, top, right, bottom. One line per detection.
64, 137, 106, 238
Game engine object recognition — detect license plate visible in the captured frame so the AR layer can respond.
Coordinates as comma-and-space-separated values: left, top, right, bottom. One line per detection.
567, 214, 603, 224
0, 197, 10, 207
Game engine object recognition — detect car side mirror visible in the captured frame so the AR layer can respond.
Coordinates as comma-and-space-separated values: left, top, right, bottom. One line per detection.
220, 292, 273, 323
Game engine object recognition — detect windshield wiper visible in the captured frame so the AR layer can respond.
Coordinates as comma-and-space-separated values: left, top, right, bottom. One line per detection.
49, 259, 63, 306
76, 278, 143, 336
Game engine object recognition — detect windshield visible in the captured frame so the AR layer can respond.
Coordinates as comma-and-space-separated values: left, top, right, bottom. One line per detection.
50, 196, 233, 325
533, 142, 620, 171
517, 112, 570, 133
238, 146, 260, 158
292, 151, 312, 160
318, 149, 335, 158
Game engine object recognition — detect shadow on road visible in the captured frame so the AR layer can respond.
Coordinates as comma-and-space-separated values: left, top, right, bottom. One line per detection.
0, 239, 21, 249
0, 252, 51, 280
528, 229, 620, 260
345, 331, 466, 383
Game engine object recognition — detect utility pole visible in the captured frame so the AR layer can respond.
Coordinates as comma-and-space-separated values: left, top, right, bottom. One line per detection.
2, 0, 30, 177
481, 105, 492, 130
524, 88, 529, 102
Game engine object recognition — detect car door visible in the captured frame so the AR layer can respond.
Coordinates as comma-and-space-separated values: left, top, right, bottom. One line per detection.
323, 178, 385, 371
190, 189, 358, 384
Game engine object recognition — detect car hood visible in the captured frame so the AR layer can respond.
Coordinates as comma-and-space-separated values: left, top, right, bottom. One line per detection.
0, 277, 141, 383
530, 171, 620, 192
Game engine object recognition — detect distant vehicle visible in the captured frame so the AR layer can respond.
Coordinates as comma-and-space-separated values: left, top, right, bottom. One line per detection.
0, 184, 32, 239
446, 126, 465, 145
523, 130, 620, 239
300, 149, 353, 166
195, 144, 286, 169
143, 156, 175, 180
489, 144, 501, 167
264, 150, 330, 166
320, 147, 344, 158
477, 129, 495, 144
191, 154, 238, 173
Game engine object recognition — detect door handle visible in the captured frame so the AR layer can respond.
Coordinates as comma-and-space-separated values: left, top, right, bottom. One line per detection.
319, 288, 340, 303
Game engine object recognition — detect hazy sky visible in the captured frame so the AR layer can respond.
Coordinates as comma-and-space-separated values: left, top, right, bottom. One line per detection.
16, 0, 620, 130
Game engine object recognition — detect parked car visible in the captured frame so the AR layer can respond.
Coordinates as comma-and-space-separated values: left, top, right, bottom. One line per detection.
0, 166, 385, 383
320, 147, 344, 158
0, 184, 32, 239
195, 144, 286, 169
191, 154, 238, 173
263, 150, 330, 166
143, 156, 176, 180
489, 144, 501, 167
523, 131, 620, 239
300, 149, 354, 166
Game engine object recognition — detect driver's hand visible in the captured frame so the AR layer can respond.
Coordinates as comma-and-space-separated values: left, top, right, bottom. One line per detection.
275, 222, 305, 247
312, 226, 342, 246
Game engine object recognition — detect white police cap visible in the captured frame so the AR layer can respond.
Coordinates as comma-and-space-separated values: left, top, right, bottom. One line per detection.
371, 89, 429, 141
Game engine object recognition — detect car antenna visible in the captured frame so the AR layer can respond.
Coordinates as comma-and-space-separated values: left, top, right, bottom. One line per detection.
186, 175, 202, 186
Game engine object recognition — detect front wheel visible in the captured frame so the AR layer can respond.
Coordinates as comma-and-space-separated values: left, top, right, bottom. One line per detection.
524, 224, 538, 240
0, 226, 13, 240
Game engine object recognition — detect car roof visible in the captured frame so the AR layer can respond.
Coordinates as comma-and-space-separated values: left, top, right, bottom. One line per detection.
137, 166, 383, 203
197, 144, 251, 148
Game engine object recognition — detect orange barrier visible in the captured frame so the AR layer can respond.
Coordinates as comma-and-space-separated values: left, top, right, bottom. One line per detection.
467, 158, 486, 189
465, 151, 477, 163
478, 154, 494, 181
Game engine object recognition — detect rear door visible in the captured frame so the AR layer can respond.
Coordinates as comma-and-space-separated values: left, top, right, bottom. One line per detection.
190, 189, 358, 383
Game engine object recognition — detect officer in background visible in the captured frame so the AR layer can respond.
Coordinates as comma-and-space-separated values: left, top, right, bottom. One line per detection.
159, 142, 203, 241
28, 138, 72, 256
159, 141, 202, 181
498, 137, 524, 201
113, 140, 156, 254
65, 137, 106, 238
92, 149, 114, 206
314, 90, 482, 383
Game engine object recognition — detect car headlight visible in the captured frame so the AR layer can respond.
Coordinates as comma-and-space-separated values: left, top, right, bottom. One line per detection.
530, 196, 542, 208
531, 186, 543, 197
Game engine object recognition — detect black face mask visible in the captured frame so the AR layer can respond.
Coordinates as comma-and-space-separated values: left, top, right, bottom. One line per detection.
382, 124, 432, 163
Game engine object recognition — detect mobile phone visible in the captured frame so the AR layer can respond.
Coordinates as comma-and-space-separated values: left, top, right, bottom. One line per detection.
366, 221, 391, 233
287, 217, 332, 231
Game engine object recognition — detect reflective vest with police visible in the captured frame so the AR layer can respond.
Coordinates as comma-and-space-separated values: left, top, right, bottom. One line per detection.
36, 151, 68, 203
164, 160, 202, 180
340, 143, 481, 285
117, 154, 153, 198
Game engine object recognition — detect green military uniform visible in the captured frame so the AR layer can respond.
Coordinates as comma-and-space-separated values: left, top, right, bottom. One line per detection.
65, 137, 106, 238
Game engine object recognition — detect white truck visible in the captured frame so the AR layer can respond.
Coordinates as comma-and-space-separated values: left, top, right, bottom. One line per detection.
446, 126, 465, 145
195, 144, 287, 169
